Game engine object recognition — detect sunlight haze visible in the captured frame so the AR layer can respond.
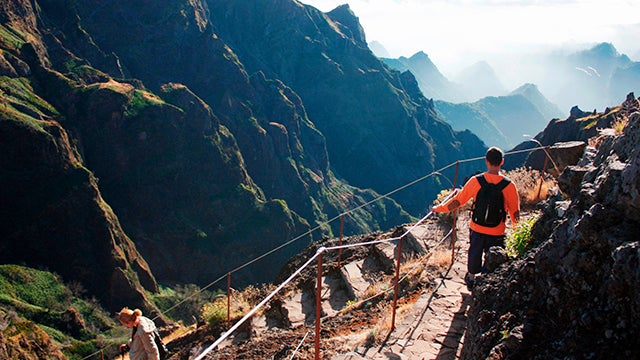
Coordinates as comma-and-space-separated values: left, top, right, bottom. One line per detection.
301, 0, 640, 79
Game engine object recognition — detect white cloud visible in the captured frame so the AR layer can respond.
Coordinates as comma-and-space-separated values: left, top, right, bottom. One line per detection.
301, 0, 640, 74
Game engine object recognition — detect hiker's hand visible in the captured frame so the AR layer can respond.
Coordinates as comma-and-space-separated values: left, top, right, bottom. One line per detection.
119, 344, 129, 354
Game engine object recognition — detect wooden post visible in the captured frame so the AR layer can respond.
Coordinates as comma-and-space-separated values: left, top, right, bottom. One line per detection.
391, 236, 404, 330
315, 252, 324, 360
226, 272, 231, 329
537, 151, 550, 201
451, 161, 459, 264
338, 214, 345, 267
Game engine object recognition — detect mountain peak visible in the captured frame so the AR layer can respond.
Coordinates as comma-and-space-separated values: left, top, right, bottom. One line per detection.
326, 3, 367, 46
511, 83, 540, 95
591, 42, 618, 57
409, 51, 430, 60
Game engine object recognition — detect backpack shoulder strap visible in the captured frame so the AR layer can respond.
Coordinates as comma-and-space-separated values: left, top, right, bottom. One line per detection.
497, 176, 511, 190
475, 173, 488, 187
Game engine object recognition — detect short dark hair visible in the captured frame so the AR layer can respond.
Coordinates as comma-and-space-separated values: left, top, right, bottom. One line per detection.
486, 147, 504, 166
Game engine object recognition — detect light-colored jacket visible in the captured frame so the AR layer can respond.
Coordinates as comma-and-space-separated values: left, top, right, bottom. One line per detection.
127, 316, 160, 360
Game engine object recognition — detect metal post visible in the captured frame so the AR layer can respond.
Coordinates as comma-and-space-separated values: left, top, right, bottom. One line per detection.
451, 161, 459, 264
390, 236, 404, 330
227, 272, 231, 329
315, 252, 324, 360
537, 151, 550, 201
338, 214, 345, 267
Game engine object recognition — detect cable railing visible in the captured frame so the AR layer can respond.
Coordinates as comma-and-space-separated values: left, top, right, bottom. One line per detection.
81, 145, 549, 360
156, 145, 546, 320
193, 191, 461, 360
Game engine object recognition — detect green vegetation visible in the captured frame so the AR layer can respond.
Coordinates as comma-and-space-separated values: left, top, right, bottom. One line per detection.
0, 265, 128, 359
201, 298, 228, 326
0, 23, 27, 49
150, 284, 219, 325
63, 59, 108, 79
0, 265, 71, 311
506, 216, 538, 257
125, 89, 167, 117
0, 77, 61, 133
0, 77, 59, 116
199, 285, 265, 327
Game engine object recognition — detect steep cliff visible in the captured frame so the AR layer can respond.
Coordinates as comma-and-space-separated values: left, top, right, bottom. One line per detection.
0, 0, 159, 315
1, 0, 418, 297
207, 1, 487, 214
461, 97, 640, 358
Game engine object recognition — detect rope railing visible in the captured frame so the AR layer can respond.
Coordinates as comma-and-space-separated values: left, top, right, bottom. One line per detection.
81, 145, 548, 359
193, 249, 324, 360
192, 192, 458, 360
152, 145, 547, 323
289, 330, 311, 360
326, 227, 454, 320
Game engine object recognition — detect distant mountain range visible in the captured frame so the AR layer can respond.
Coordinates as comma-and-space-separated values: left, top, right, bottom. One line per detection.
380, 42, 640, 115
434, 84, 564, 149
381, 43, 639, 149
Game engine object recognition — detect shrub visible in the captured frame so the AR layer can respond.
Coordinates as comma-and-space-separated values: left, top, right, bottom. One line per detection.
199, 284, 265, 327
506, 216, 538, 257
503, 167, 555, 206
612, 114, 629, 134
150, 284, 218, 325
200, 299, 228, 327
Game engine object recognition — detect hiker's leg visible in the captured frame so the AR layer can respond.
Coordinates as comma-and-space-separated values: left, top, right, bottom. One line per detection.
468, 230, 484, 275
481, 235, 505, 272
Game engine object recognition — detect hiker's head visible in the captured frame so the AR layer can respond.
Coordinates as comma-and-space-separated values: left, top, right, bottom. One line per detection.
485, 147, 504, 168
117, 307, 142, 327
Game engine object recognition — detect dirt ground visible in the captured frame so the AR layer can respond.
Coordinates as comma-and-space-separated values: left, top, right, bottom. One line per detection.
185, 214, 475, 360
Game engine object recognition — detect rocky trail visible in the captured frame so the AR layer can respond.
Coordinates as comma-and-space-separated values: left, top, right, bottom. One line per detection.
336, 218, 473, 360
177, 214, 482, 360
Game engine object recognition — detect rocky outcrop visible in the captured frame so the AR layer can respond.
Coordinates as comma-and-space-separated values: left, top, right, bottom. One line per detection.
0, 92, 158, 315
0, 308, 66, 360
525, 140, 587, 176
461, 110, 640, 359
0, 0, 418, 294
207, 0, 487, 214
506, 93, 639, 171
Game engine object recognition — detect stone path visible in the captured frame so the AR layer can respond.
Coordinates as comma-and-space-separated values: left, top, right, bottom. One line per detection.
336, 223, 472, 360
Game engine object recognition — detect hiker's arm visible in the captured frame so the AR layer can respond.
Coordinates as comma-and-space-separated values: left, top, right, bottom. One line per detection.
506, 183, 520, 225
433, 179, 477, 213
141, 331, 160, 360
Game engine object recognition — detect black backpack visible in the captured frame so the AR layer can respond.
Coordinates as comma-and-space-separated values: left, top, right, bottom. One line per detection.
472, 174, 511, 227
153, 329, 170, 360
131, 326, 170, 359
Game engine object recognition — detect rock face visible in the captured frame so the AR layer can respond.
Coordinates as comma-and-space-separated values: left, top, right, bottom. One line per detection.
504, 94, 637, 170
382, 51, 464, 103
207, 1, 487, 214
1, 0, 425, 295
461, 110, 640, 359
0, 0, 160, 315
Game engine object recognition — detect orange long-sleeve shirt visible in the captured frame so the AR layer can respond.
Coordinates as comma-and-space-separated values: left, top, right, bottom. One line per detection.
434, 172, 519, 236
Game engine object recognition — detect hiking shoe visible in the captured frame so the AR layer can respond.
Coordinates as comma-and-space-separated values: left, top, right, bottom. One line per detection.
464, 273, 476, 291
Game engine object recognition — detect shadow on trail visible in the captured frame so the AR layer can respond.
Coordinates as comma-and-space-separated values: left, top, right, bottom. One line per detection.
434, 292, 471, 360
373, 254, 472, 359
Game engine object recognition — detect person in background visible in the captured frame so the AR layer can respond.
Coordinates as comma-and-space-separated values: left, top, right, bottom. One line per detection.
118, 307, 160, 360
433, 147, 520, 290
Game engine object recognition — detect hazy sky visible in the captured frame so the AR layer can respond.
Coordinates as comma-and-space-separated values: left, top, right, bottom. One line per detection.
301, 0, 640, 77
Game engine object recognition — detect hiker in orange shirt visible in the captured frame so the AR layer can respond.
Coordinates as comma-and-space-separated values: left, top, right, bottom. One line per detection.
433, 147, 520, 290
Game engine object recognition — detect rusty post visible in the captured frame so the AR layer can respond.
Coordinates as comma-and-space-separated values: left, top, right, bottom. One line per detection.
315, 251, 324, 360
227, 272, 231, 329
338, 214, 345, 268
390, 236, 404, 330
451, 161, 459, 264
537, 150, 550, 201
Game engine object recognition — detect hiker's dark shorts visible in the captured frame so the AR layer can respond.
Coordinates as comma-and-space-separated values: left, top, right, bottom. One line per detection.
468, 230, 505, 274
